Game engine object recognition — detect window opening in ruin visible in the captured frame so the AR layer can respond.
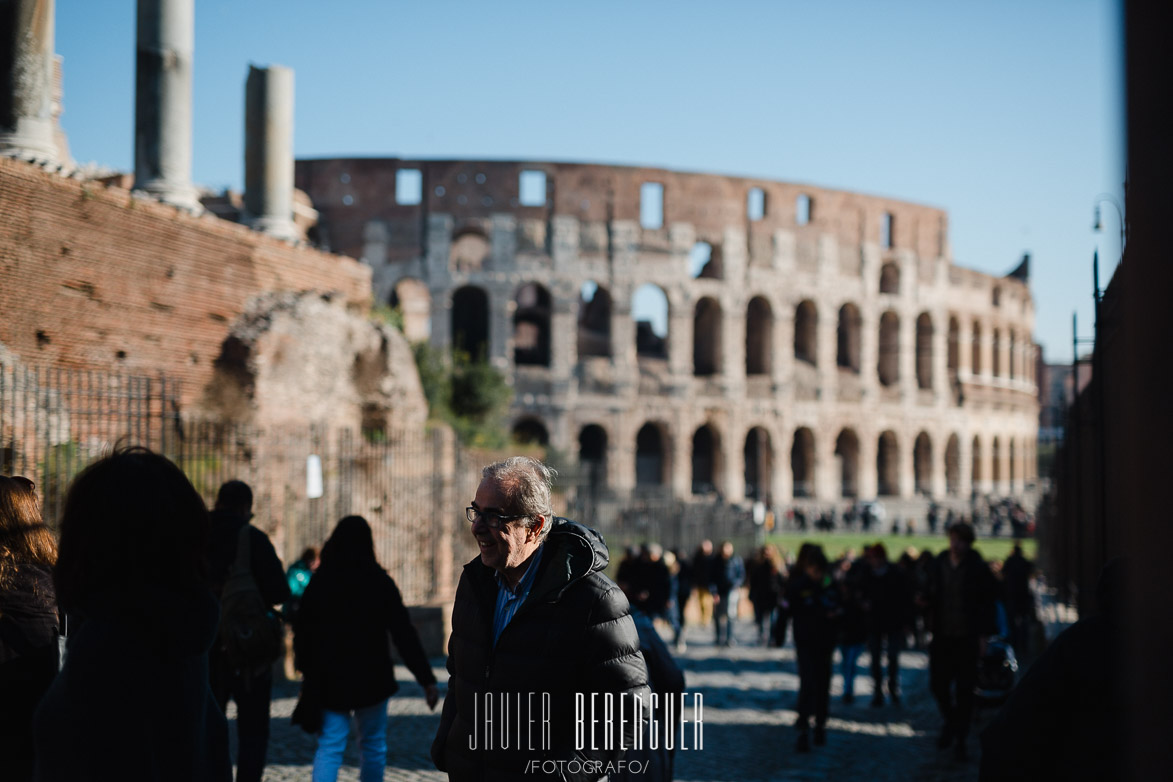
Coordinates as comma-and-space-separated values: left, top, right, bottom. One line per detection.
877, 431, 899, 497
795, 194, 813, 226
577, 281, 612, 358
744, 427, 772, 502
746, 297, 773, 376
791, 428, 815, 499
690, 241, 723, 279
636, 423, 666, 488
991, 328, 1002, 378
835, 429, 860, 499
390, 278, 432, 342
916, 313, 934, 390
878, 311, 900, 387
512, 418, 549, 446
837, 303, 862, 373
519, 170, 547, 207
794, 300, 818, 366
947, 316, 960, 378
579, 424, 608, 494
914, 432, 932, 495
747, 188, 766, 221
513, 283, 552, 367
640, 182, 664, 229
992, 286, 1002, 307
971, 321, 983, 375
449, 228, 490, 273
945, 434, 961, 496
451, 286, 489, 361
633, 284, 668, 359
972, 436, 983, 486
693, 298, 722, 377
691, 425, 720, 496
881, 212, 894, 249
879, 262, 900, 294
1008, 330, 1017, 380
395, 169, 422, 205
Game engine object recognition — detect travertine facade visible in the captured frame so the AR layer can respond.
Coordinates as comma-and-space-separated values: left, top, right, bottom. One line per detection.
297, 159, 1039, 504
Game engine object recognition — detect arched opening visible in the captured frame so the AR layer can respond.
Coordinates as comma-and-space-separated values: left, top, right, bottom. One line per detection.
513, 283, 551, 366
693, 297, 722, 376
636, 423, 667, 488
1009, 438, 1017, 492
577, 282, 612, 358
690, 241, 723, 279
971, 321, 983, 375
691, 424, 722, 496
512, 418, 549, 446
880, 262, 900, 294
579, 424, 608, 493
945, 434, 961, 496
449, 228, 490, 272
794, 300, 818, 366
835, 429, 860, 498
837, 303, 862, 373
916, 312, 934, 390
877, 431, 899, 497
992, 436, 1002, 488
633, 283, 669, 359
791, 427, 816, 498
947, 315, 960, 378
992, 328, 1002, 378
451, 286, 489, 360
389, 278, 432, 343
972, 436, 983, 488
746, 297, 773, 376
744, 427, 772, 502
914, 432, 933, 495
1008, 329, 1017, 380
878, 311, 900, 387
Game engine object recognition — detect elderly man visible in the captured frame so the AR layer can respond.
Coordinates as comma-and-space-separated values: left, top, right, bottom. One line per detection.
432, 457, 650, 781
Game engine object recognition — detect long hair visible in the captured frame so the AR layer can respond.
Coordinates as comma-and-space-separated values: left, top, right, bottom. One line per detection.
0, 476, 57, 590
318, 515, 381, 574
54, 447, 209, 612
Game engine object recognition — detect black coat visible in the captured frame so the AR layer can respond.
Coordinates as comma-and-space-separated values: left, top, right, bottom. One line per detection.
782, 572, 842, 649
431, 518, 650, 782
294, 564, 436, 711
861, 565, 914, 634
926, 549, 999, 638
205, 510, 290, 607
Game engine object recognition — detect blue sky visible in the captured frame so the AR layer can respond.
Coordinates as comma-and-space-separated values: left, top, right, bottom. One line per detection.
56, 0, 1124, 361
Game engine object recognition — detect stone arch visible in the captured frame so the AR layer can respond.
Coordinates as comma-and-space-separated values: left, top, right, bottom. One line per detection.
837, 303, 862, 373
1009, 437, 1017, 492
636, 422, 669, 488
791, 427, 816, 498
972, 435, 983, 487
877, 431, 899, 497
633, 283, 669, 359
743, 426, 773, 502
835, 428, 861, 498
449, 227, 489, 272
579, 423, 608, 492
693, 297, 722, 376
992, 328, 1002, 378
878, 311, 900, 387
512, 417, 549, 446
577, 282, 612, 358
1008, 329, 1017, 380
794, 300, 818, 366
691, 423, 723, 496
691, 241, 723, 279
746, 296, 773, 376
916, 312, 934, 390
947, 315, 960, 378
513, 282, 552, 366
451, 285, 489, 360
992, 436, 1002, 487
914, 432, 933, 495
971, 320, 983, 375
880, 262, 900, 294
945, 433, 961, 496
389, 278, 431, 343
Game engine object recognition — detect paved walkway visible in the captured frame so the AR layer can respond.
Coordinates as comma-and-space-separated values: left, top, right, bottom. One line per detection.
242, 620, 994, 781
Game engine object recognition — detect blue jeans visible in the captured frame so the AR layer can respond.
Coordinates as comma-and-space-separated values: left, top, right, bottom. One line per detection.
313, 699, 390, 782
840, 642, 865, 697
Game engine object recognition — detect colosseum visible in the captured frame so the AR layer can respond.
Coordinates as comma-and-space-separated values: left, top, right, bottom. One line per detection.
295, 159, 1039, 509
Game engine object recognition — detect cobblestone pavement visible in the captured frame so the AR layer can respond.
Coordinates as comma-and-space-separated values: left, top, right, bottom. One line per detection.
244, 620, 994, 781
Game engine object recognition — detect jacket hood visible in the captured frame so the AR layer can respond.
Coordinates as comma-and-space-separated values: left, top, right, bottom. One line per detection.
530, 517, 610, 602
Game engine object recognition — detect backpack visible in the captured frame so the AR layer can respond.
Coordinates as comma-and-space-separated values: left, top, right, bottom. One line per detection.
218, 525, 283, 671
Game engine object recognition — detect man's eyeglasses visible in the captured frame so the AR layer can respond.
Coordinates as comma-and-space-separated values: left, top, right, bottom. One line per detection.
465, 506, 526, 530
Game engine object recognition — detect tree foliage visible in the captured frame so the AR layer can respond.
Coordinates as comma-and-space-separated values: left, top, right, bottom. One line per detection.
411, 342, 512, 448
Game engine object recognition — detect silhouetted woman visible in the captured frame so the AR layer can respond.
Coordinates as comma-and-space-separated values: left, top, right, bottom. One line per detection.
294, 515, 439, 782
32, 448, 231, 781
782, 544, 842, 752
0, 476, 59, 782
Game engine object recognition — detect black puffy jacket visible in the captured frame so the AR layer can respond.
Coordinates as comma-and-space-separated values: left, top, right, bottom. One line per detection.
432, 518, 650, 782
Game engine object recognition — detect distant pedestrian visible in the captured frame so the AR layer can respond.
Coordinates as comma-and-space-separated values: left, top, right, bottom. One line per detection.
1001, 544, 1035, 658
711, 541, 745, 646
284, 546, 319, 679
748, 545, 784, 645
835, 552, 867, 705
693, 540, 715, 627
782, 544, 841, 752
861, 544, 912, 707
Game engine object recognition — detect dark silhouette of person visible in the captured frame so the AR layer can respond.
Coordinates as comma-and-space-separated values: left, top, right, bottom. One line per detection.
32, 447, 231, 781
206, 481, 290, 782
979, 558, 1127, 781
0, 475, 59, 782
925, 522, 998, 761
1001, 544, 1035, 657
294, 516, 438, 780
711, 541, 745, 646
862, 543, 913, 706
783, 544, 842, 752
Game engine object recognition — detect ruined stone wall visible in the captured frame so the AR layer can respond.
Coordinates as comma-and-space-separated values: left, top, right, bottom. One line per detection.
0, 156, 371, 414
297, 158, 1039, 504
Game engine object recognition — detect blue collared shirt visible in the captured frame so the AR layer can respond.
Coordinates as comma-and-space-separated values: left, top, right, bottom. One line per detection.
492, 544, 544, 647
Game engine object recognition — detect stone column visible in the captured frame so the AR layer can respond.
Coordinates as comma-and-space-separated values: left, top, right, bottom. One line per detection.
0, 0, 58, 162
244, 64, 296, 240
134, 0, 199, 210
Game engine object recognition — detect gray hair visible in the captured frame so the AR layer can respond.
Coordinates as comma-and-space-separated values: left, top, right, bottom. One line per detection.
481, 456, 557, 542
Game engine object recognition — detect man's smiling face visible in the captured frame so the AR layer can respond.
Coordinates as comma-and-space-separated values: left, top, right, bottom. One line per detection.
471, 478, 542, 583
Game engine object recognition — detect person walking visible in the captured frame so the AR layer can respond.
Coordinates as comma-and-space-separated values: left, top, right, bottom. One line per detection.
711, 541, 745, 646
782, 544, 841, 752
294, 516, 438, 782
748, 545, 784, 646
862, 543, 913, 707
